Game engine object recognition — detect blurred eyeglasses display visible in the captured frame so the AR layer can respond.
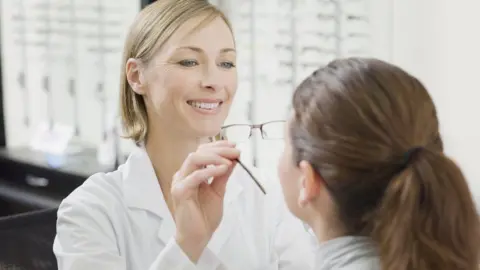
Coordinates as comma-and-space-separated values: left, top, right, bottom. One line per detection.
1, 0, 139, 153
219, 0, 371, 167
1, 0, 371, 167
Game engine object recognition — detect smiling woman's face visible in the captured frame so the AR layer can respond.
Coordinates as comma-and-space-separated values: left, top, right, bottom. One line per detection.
139, 15, 237, 138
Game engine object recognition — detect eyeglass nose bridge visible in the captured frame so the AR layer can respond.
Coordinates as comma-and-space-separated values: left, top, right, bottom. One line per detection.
249, 124, 266, 139
257, 120, 286, 139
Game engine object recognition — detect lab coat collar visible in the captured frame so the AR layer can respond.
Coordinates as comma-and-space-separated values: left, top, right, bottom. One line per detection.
122, 146, 244, 252
122, 146, 169, 218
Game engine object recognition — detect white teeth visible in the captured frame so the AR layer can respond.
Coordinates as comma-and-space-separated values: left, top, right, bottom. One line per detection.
189, 101, 220, 110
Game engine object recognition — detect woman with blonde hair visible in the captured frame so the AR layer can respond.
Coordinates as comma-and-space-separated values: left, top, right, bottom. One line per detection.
277, 57, 480, 269
53, 0, 314, 269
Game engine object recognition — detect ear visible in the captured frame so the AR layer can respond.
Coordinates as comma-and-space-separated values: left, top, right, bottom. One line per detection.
126, 58, 147, 95
297, 160, 323, 208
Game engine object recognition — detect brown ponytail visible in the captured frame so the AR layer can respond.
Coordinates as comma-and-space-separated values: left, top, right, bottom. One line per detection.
372, 148, 479, 270
290, 57, 480, 270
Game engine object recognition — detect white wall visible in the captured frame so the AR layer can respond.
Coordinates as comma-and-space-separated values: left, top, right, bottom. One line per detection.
390, 0, 480, 200
443, 0, 480, 202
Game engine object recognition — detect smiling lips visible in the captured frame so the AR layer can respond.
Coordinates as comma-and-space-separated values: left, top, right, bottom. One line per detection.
187, 100, 223, 115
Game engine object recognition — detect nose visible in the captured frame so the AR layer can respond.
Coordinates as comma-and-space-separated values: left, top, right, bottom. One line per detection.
200, 64, 223, 91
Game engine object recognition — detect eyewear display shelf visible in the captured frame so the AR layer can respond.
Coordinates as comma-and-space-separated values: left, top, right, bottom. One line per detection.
0, 0, 155, 217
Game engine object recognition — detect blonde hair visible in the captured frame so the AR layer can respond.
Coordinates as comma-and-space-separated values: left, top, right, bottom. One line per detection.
119, 0, 233, 143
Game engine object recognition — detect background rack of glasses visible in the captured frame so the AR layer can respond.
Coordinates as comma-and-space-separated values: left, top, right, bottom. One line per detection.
0, 0, 141, 152
1, 0, 373, 169
217, 0, 372, 168
0, 0, 150, 216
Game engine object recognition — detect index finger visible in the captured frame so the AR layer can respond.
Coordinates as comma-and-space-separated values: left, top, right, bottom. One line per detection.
198, 140, 236, 149
176, 151, 233, 179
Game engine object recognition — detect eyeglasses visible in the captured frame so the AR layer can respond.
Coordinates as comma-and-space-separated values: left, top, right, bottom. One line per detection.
219, 120, 286, 143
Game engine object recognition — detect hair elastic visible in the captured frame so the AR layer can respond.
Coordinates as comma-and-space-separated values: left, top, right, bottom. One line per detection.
403, 146, 424, 166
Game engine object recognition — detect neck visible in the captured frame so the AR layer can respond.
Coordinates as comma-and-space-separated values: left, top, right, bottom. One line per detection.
306, 209, 347, 244
145, 126, 208, 189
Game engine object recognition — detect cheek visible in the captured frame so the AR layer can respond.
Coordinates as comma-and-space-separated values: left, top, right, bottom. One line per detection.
148, 69, 194, 105
224, 72, 238, 100
277, 152, 289, 187
277, 150, 301, 204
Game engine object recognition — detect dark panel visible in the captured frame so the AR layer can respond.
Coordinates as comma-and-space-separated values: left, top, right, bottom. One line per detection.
0, 9, 5, 147
0, 146, 118, 215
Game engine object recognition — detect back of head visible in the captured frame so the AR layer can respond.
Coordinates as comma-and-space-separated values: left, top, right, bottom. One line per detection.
119, 0, 231, 142
289, 57, 480, 270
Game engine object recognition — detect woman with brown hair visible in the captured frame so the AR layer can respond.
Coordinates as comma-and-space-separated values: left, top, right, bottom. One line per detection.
277, 57, 480, 270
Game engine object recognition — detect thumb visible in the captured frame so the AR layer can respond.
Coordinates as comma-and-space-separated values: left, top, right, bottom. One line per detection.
210, 161, 237, 197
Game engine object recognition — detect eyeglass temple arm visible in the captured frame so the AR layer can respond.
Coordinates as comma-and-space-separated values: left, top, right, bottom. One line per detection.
235, 159, 267, 195
209, 135, 267, 194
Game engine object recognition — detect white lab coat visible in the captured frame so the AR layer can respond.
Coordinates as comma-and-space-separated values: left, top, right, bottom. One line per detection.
53, 146, 315, 270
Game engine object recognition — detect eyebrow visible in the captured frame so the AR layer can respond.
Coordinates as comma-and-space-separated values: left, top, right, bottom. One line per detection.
176, 46, 236, 54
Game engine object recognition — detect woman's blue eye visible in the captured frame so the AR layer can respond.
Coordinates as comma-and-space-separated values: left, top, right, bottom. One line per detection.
178, 59, 198, 67
220, 62, 236, 69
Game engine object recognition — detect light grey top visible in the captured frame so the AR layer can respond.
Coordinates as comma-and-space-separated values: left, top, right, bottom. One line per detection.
314, 236, 380, 270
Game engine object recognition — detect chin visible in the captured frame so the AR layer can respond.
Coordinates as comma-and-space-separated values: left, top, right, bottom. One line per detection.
190, 122, 223, 138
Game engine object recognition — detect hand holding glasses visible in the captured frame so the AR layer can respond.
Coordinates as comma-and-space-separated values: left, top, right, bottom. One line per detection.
171, 140, 241, 262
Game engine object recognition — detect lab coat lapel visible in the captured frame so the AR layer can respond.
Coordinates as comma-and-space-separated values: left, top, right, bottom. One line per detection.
157, 212, 176, 243
207, 166, 244, 255
123, 147, 175, 243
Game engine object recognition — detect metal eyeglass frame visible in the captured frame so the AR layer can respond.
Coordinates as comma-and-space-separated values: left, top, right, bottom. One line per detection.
220, 120, 286, 141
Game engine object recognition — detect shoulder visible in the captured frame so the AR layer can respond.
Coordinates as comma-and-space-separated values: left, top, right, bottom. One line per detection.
61, 168, 124, 208
57, 166, 126, 228
54, 167, 131, 257
335, 257, 380, 270
315, 237, 381, 270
